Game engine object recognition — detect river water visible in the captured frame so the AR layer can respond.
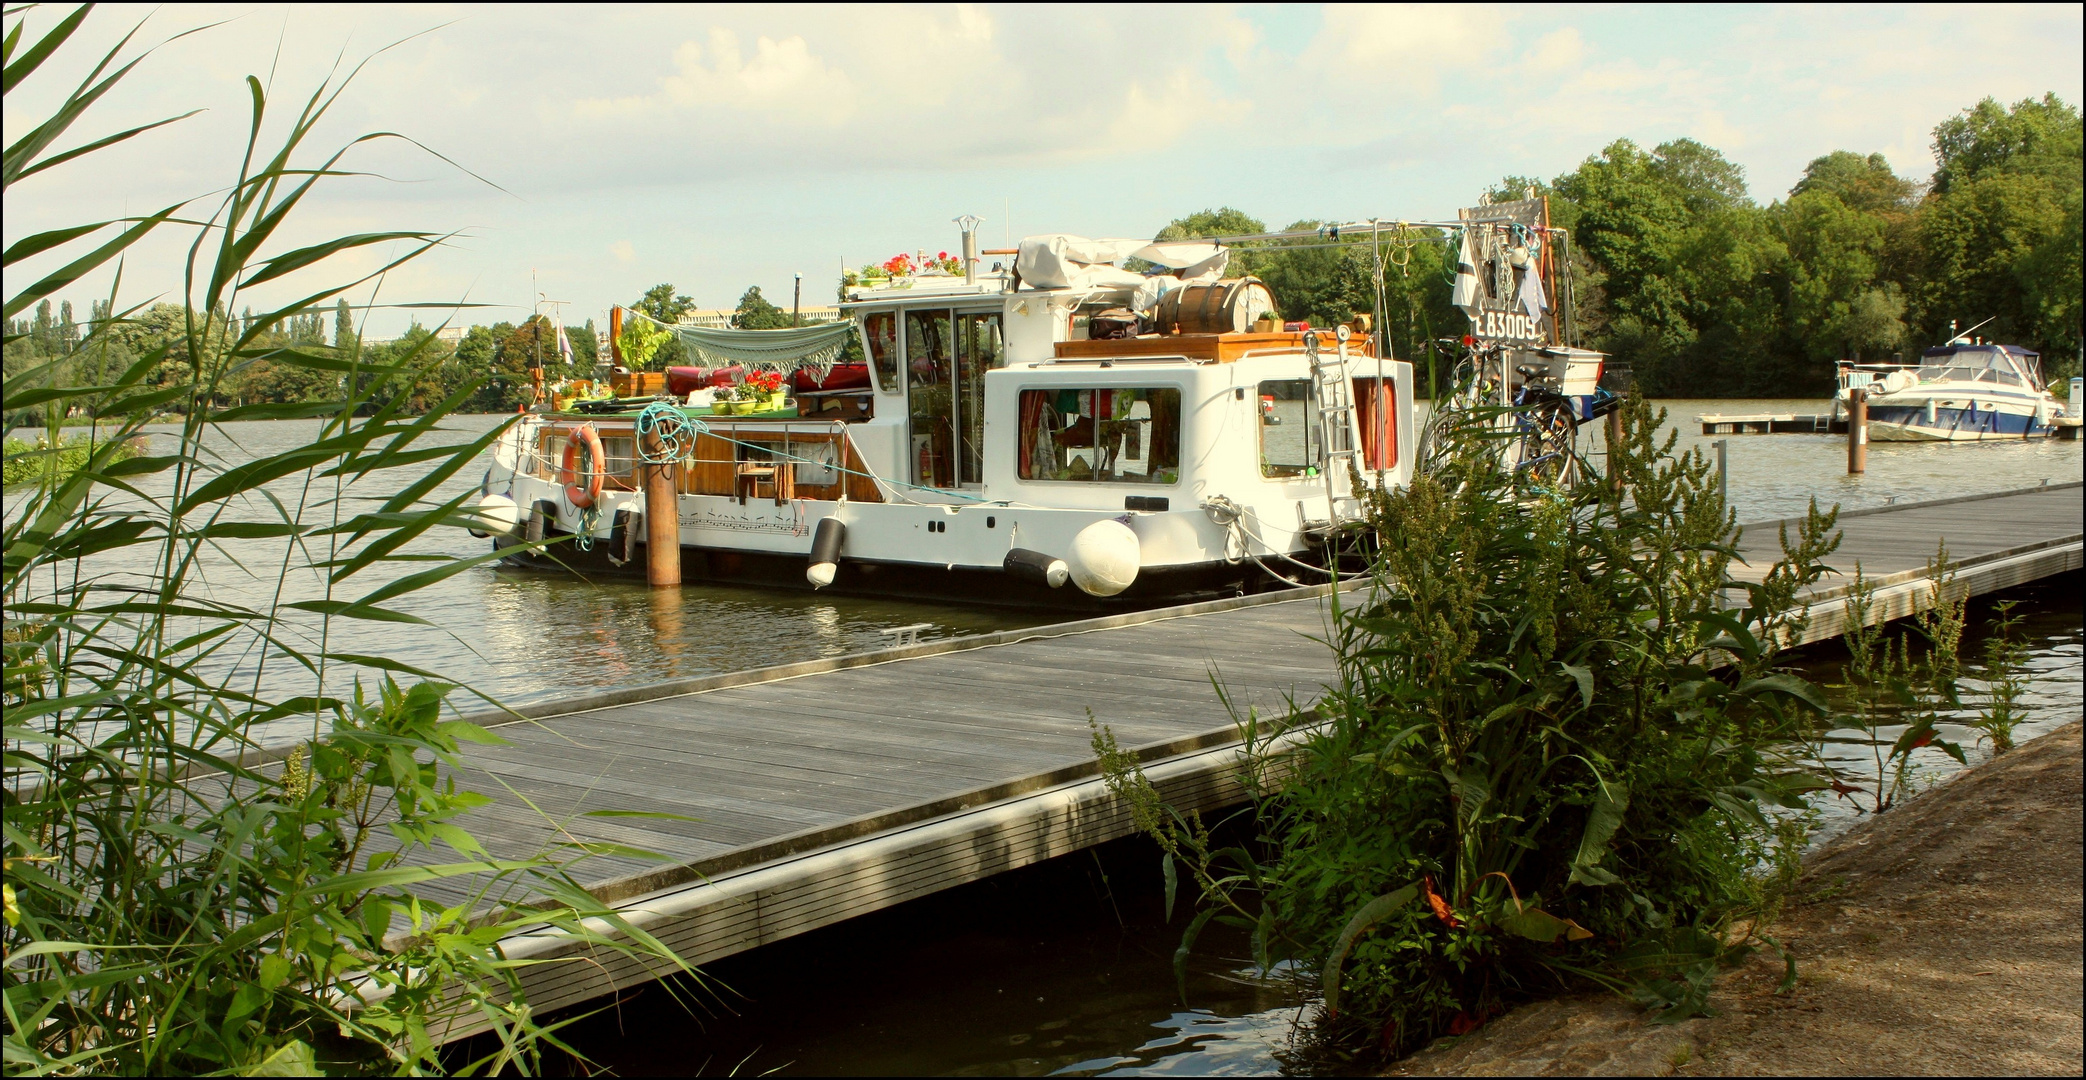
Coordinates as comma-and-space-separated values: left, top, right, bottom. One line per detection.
46, 402, 2082, 1074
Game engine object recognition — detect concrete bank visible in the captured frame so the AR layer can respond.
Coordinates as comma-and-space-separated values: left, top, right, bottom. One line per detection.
1388, 721, 2084, 1077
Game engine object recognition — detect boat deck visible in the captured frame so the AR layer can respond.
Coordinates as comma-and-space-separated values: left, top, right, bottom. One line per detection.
426, 482, 2082, 1038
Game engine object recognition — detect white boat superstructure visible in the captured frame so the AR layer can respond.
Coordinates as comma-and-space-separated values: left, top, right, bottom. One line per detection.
477, 231, 1415, 607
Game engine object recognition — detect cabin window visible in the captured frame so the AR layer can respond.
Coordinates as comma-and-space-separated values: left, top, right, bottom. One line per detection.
864, 311, 899, 392
1258, 379, 1321, 478
1017, 387, 1180, 484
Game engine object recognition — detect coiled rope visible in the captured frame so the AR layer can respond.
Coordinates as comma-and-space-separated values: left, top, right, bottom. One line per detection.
636, 401, 705, 462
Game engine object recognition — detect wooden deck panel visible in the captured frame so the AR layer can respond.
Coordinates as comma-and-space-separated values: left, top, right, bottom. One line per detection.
427, 482, 2080, 1041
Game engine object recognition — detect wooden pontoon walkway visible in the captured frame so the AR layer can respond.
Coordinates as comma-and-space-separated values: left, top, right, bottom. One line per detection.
438, 482, 2082, 1038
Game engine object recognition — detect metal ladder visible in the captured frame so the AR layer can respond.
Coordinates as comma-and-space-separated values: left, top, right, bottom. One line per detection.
1306, 330, 1360, 528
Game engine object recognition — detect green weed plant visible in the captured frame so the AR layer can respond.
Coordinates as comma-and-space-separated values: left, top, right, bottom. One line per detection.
1097, 391, 1847, 1065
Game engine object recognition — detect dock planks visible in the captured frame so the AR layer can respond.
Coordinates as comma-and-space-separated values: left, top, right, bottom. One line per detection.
431, 482, 2082, 1039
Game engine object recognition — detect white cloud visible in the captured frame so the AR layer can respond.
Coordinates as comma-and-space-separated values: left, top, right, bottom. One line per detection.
610, 240, 635, 263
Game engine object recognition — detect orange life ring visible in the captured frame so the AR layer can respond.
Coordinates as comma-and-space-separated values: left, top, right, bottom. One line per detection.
558, 425, 606, 509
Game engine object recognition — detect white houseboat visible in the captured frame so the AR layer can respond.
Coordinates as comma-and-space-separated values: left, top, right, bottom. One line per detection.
472, 231, 1416, 608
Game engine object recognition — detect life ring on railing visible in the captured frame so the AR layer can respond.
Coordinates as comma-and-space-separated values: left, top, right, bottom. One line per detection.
558, 424, 606, 509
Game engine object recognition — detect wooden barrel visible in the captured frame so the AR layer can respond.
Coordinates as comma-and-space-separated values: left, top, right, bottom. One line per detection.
1155, 277, 1275, 334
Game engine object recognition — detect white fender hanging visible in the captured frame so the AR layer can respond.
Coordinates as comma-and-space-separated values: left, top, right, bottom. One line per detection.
807, 517, 846, 588
1065, 519, 1140, 597
469, 493, 520, 539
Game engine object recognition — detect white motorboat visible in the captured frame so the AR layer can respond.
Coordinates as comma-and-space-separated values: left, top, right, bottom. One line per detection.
1837, 336, 2059, 442
473, 227, 1417, 608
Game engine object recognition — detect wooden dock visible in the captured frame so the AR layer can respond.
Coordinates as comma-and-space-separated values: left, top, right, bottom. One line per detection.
1699, 411, 1844, 435
433, 482, 2082, 1038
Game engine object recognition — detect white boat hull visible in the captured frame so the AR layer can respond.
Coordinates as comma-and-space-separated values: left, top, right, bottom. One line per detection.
1864, 389, 2051, 442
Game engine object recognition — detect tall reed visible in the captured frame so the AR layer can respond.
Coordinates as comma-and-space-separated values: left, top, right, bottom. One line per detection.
4, 8, 685, 1073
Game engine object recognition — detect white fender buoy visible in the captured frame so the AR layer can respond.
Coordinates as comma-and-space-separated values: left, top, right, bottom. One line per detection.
470, 493, 520, 539
1066, 519, 1140, 597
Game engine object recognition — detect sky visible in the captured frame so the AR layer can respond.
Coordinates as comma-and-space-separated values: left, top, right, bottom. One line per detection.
6, 3, 2082, 337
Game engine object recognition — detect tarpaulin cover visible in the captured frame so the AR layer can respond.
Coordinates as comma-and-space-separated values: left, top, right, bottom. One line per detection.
1014, 234, 1230, 290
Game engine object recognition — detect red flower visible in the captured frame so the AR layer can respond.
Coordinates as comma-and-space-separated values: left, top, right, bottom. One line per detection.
938, 251, 949, 259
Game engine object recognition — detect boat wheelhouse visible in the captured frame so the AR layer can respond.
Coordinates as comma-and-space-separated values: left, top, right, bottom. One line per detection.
475, 231, 1416, 608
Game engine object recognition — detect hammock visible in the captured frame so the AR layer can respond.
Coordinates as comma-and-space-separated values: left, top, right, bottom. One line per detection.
629, 310, 856, 378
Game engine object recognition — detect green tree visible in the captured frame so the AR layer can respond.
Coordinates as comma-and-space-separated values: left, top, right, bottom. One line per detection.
1775, 189, 1906, 365
1915, 94, 2082, 355
1553, 139, 1714, 389
567, 317, 599, 367
731, 286, 794, 329
633, 283, 695, 323
454, 323, 527, 411
1932, 93, 2084, 195
331, 297, 355, 357
630, 284, 693, 367
1154, 206, 1266, 242
1791, 151, 1915, 216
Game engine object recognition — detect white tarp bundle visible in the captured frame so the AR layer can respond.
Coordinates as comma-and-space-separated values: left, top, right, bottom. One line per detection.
1015, 235, 1231, 290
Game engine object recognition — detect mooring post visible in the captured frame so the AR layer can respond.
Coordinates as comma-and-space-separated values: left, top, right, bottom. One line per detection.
641, 430, 682, 588
1605, 408, 1625, 494
1713, 438, 1728, 505
1847, 388, 1868, 474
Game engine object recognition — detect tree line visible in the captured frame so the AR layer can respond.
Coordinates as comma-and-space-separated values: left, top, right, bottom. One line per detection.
1164, 93, 2081, 396
3, 285, 810, 420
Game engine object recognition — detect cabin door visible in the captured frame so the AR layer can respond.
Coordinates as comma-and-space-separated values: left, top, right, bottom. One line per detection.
904, 309, 1003, 488
904, 309, 955, 488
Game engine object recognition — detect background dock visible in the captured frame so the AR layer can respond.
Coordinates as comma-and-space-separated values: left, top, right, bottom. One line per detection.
431, 482, 2083, 1039
1699, 412, 1845, 435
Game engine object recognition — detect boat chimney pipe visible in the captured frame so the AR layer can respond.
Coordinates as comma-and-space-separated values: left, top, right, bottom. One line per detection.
956, 214, 982, 285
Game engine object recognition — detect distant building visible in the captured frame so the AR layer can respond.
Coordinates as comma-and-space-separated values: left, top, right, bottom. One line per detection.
678, 306, 841, 328
434, 325, 465, 345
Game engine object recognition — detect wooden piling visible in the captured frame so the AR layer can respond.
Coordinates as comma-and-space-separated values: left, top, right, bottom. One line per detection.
641, 431, 681, 588
1605, 408, 1625, 493
1847, 388, 1868, 474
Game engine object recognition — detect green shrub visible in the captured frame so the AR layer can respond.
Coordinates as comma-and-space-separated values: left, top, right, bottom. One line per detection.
2, 434, 141, 487
1098, 391, 1844, 1064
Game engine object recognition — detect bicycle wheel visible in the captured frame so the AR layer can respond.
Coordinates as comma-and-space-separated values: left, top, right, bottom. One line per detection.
1514, 392, 1579, 486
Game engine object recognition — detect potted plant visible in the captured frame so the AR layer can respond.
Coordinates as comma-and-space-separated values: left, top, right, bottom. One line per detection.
747, 371, 786, 411
1256, 313, 1280, 334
